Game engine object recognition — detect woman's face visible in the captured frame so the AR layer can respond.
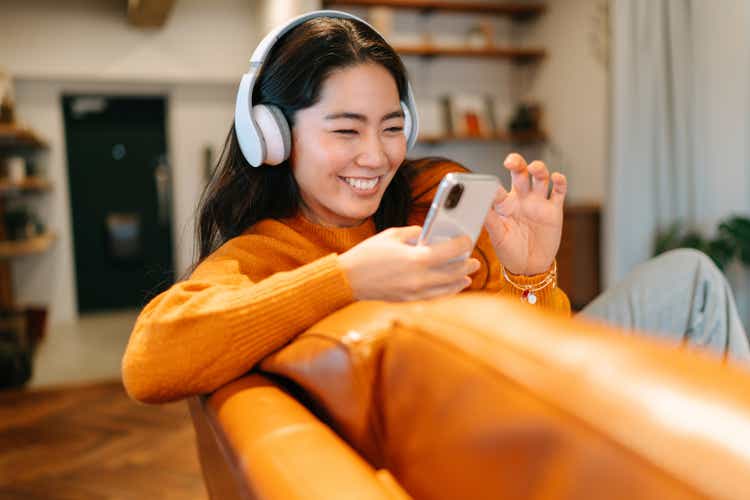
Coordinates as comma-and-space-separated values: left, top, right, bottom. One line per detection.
290, 63, 407, 227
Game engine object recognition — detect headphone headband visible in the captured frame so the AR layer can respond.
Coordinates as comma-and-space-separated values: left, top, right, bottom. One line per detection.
235, 10, 419, 167
249, 11, 366, 74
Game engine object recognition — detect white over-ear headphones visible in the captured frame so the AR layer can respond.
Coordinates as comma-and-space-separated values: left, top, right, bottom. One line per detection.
234, 9, 420, 167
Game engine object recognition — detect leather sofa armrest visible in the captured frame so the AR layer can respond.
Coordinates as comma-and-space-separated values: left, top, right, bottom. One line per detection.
193, 373, 409, 500
261, 293, 750, 500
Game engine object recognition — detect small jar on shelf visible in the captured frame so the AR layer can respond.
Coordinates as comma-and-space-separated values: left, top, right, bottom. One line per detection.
4, 207, 44, 241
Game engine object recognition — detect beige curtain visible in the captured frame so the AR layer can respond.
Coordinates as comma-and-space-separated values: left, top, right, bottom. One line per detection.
607, 0, 750, 324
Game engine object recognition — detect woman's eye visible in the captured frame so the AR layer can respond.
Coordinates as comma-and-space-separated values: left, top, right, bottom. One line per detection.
333, 129, 358, 135
385, 126, 404, 133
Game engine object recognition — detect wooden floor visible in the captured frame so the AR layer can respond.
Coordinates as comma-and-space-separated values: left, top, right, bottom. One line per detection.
0, 380, 206, 499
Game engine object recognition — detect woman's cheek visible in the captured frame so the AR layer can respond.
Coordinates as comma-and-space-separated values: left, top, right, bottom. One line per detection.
385, 137, 407, 166
318, 134, 356, 162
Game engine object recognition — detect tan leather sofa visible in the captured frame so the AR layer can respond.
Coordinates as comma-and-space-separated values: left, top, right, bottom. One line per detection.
188, 293, 750, 500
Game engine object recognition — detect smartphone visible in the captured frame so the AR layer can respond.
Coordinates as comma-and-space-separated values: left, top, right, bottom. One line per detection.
418, 173, 500, 252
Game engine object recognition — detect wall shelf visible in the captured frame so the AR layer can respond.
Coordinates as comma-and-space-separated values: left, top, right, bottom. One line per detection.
0, 232, 57, 259
323, 1, 546, 20
0, 124, 49, 151
395, 45, 545, 62
0, 122, 55, 310
0, 177, 53, 196
419, 130, 547, 145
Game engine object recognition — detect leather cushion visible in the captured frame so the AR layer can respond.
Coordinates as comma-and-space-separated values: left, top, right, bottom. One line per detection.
260, 300, 404, 464
261, 293, 750, 499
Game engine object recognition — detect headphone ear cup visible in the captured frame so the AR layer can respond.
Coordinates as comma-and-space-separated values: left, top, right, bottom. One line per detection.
401, 101, 412, 144
252, 104, 291, 165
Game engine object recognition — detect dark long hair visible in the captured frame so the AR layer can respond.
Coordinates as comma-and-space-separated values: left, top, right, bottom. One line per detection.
193, 16, 419, 267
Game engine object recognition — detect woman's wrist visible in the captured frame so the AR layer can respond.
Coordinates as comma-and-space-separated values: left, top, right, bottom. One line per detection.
337, 252, 362, 301
501, 260, 557, 305
504, 260, 556, 279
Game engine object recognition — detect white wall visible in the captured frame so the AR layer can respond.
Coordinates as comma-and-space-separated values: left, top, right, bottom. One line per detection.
525, 0, 608, 204
1, 0, 260, 84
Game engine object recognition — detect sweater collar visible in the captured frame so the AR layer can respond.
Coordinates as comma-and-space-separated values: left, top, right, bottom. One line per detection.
280, 211, 377, 252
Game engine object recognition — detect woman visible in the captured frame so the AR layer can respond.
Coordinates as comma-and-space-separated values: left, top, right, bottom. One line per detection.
122, 12, 748, 404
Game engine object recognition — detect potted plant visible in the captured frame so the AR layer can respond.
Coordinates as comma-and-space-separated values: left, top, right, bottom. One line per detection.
654, 216, 750, 271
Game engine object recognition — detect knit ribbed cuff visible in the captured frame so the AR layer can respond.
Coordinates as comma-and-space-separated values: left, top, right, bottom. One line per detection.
500, 261, 558, 304
504, 266, 554, 286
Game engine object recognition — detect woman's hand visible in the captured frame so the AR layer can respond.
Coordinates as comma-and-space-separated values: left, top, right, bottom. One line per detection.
484, 153, 567, 275
339, 226, 480, 301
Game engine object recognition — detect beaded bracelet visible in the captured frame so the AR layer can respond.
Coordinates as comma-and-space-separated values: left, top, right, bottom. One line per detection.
501, 260, 557, 305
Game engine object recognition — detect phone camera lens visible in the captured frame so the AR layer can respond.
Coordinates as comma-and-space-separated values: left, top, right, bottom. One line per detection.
444, 183, 464, 209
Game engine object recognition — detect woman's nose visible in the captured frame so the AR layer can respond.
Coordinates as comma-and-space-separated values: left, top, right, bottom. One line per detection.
355, 133, 386, 167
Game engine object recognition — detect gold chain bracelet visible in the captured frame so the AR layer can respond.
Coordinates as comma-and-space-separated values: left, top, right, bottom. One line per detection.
501, 260, 557, 305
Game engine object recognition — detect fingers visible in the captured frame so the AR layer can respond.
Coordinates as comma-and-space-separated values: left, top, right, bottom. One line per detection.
417, 277, 472, 301
504, 153, 565, 202
432, 256, 480, 276
504, 153, 530, 196
417, 257, 479, 297
416, 234, 473, 265
527, 160, 550, 198
549, 172, 568, 207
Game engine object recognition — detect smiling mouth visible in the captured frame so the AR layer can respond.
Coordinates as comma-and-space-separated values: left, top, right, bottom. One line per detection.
339, 176, 382, 193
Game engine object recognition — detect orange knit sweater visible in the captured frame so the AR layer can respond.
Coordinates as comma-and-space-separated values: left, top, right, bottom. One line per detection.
122, 160, 570, 403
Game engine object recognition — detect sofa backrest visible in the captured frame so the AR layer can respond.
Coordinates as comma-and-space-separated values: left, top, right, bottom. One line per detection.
260, 292, 750, 500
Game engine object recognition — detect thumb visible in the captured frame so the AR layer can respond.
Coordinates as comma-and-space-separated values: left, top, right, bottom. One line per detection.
389, 225, 423, 244
484, 215, 508, 246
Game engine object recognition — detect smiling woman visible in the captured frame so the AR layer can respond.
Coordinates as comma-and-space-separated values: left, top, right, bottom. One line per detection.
120, 10, 573, 403
121, 10, 750, 406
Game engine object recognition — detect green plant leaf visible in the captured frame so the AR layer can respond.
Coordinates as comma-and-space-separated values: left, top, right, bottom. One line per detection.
654, 221, 685, 255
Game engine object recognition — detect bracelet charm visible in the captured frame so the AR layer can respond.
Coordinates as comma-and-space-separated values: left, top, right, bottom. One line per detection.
502, 260, 557, 305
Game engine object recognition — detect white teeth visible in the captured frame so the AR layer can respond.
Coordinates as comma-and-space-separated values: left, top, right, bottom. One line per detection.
343, 177, 379, 190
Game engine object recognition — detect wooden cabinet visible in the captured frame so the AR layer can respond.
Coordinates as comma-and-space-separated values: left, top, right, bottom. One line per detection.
557, 204, 601, 311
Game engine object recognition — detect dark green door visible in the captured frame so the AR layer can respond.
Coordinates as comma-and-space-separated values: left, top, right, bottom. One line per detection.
62, 95, 174, 312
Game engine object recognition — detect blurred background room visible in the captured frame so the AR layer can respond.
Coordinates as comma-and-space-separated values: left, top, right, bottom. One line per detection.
0, 0, 748, 498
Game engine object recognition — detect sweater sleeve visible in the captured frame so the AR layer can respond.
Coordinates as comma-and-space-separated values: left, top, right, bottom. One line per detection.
121, 253, 354, 404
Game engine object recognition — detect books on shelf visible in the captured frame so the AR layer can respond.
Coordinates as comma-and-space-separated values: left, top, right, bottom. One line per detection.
415, 98, 449, 138
446, 94, 494, 137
